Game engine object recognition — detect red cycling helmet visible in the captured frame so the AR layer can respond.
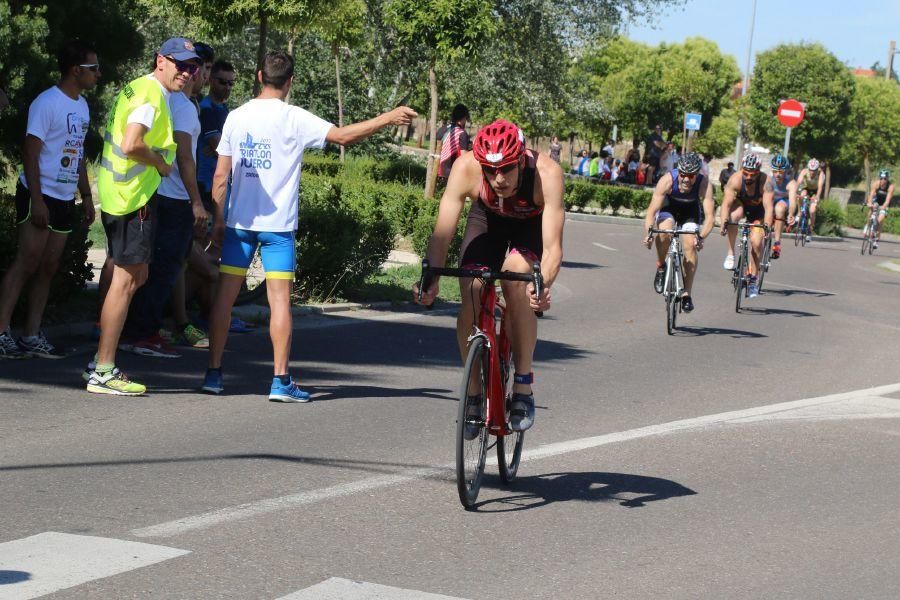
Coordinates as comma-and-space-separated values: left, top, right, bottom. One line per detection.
472, 119, 525, 168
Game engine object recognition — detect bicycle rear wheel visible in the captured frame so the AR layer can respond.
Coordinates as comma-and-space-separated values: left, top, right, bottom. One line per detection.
758, 236, 771, 293
456, 336, 490, 508
497, 345, 524, 483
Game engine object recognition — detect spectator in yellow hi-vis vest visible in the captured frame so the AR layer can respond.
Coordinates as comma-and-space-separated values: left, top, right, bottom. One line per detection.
86, 38, 200, 396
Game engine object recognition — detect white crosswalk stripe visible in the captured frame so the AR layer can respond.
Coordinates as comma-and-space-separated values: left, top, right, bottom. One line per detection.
0, 532, 189, 599
275, 577, 471, 599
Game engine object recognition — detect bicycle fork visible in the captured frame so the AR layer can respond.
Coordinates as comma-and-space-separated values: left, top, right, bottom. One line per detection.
664, 237, 683, 300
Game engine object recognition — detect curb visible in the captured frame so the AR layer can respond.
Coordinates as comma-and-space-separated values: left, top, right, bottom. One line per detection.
565, 211, 846, 243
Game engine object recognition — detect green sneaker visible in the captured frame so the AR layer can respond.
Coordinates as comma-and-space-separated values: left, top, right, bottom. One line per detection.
86, 367, 147, 396
178, 324, 209, 348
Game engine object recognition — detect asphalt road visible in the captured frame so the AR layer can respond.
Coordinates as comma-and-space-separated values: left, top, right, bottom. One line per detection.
2, 220, 899, 599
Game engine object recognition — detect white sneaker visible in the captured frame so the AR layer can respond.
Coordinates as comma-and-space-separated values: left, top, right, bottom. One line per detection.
723, 255, 735, 270
805, 235, 811, 243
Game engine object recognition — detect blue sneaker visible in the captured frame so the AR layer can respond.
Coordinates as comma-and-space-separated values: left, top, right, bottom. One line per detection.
268, 376, 311, 403
201, 369, 224, 394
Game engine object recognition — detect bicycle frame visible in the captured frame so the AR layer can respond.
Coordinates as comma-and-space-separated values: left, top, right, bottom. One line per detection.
418, 261, 543, 437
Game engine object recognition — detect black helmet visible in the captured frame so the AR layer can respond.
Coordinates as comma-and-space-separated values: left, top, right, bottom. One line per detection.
677, 152, 703, 175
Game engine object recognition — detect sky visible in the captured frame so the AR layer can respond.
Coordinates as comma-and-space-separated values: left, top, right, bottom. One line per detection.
625, 0, 900, 76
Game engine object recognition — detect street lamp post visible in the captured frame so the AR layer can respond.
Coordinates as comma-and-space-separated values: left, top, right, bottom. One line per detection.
734, 0, 758, 166
887, 40, 897, 81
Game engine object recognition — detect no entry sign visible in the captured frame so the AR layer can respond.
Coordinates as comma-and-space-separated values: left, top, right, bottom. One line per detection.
777, 99, 805, 128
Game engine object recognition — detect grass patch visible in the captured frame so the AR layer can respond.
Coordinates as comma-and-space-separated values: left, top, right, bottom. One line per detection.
88, 218, 106, 249
343, 263, 462, 304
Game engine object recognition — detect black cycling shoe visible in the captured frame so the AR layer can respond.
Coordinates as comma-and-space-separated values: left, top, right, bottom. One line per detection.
509, 392, 535, 432
463, 394, 484, 440
653, 267, 666, 294
681, 295, 694, 313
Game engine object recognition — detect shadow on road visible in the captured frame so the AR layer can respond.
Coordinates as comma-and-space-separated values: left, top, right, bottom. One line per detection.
674, 325, 766, 339
762, 288, 835, 298
741, 307, 819, 317
472, 471, 697, 513
308, 384, 454, 402
0, 571, 31, 585
561, 260, 604, 269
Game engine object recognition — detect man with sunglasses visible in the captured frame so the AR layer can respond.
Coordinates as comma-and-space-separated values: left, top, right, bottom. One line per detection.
85, 38, 198, 395
0, 41, 99, 359
642, 152, 715, 313
720, 153, 774, 299
197, 60, 235, 212
765, 155, 797, 259
413, 119, 565, 432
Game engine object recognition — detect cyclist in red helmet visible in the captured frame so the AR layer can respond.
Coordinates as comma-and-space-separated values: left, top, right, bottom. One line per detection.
413, 118, 565, 432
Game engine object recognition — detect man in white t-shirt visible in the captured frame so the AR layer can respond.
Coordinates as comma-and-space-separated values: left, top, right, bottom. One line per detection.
0, 41, 99, 359
121, 54, 208, 356
201, 50, 416, 401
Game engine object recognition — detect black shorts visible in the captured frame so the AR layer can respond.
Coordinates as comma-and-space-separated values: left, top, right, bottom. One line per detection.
742, 203, 765, 223
15, 181, 77, 233
657, 200, 700, 226
459, 201, 542, 271
647, 155, 661, 169
102, 197, 158, 266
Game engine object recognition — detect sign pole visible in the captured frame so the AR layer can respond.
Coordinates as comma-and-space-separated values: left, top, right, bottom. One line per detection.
782, 127, 791, 158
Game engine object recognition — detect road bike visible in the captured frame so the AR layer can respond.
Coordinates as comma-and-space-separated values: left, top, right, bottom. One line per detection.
860, 204, 881, 256
418, 260, 543, 509
727, 221, 770, 313
648, 226, 699, 335
794, 196, 811, 247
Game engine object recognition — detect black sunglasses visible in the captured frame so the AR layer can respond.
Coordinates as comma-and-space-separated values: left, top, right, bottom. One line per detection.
164, 55, 200, 75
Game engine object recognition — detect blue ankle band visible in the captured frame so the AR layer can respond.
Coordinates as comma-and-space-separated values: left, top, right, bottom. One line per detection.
514, 372, 533, 384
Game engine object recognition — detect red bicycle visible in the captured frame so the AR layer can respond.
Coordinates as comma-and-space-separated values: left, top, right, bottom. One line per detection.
418, 260, 543, 509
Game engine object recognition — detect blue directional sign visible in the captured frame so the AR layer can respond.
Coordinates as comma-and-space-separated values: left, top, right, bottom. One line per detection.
684, 112, 702, 131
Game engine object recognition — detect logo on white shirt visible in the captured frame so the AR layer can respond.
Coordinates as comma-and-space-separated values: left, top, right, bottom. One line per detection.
239, 133, 272, 171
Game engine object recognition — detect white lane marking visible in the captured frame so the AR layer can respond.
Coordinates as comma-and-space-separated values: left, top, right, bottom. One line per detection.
878, 261, 900, 273
764, 280, 837, 295
276, 577, 470, 599
592, 242, 618, 252
0, 532, 189, 599
132, 382, 900, 538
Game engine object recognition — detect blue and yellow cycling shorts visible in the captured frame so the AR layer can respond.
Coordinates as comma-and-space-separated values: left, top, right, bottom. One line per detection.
220, 227, 295, 280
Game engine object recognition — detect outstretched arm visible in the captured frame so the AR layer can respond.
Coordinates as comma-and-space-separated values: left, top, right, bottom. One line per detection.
326, 107, 416, 146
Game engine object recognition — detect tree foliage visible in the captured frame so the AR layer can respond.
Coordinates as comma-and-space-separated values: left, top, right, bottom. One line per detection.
837, 76, 900, 184
747, 43, 855, 162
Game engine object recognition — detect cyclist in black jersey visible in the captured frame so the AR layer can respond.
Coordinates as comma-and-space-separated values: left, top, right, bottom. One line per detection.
414, 119, 565, 432
720, 153, 774, 299
868, 169, 894, 249
642, 152, 715, 312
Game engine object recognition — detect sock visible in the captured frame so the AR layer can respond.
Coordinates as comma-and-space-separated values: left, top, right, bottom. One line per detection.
276, 374, 291, 386
96, 362, 114, 373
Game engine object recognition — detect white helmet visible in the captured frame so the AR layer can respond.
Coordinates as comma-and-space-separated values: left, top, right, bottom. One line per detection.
807, 159, 820, 171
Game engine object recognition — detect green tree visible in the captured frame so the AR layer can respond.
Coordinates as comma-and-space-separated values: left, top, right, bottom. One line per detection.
746, 43, 855, 162
693, 105, 740, 158
837, 76, 900, 190
384, 0, 496, 198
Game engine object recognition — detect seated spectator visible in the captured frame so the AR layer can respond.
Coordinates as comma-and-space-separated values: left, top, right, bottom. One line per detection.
576, 149, 590, 175
610, 159, 621, 182
588, 152, 600, 177
600, 156, 613, 180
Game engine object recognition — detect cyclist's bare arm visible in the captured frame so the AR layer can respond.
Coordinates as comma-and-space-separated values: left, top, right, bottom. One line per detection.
719, 172, 742, 233
886, 184, 895, 209
643, 174, 673, 232
816, 170, 825, 199
535, 153, 565, 290
699, 177, 715, 239
762, 181, 775, 228
787, 180, 798, 220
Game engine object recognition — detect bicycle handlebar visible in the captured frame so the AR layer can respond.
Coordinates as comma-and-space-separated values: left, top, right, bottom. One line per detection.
648, 227, 701, 236
417, 260, 545, 316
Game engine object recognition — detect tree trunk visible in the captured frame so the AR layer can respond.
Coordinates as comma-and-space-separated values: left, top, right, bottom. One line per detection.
568, 133, 575, 168
334, 43, 345, 163
424, 65, 439, 199
253, 7, 269, 97
863, 153, 871, 200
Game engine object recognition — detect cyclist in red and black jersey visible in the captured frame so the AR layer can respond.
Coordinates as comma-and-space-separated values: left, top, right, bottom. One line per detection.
414, 119, 565, 432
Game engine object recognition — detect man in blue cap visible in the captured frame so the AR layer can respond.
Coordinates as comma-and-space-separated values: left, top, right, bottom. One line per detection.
85, 38, 200, 395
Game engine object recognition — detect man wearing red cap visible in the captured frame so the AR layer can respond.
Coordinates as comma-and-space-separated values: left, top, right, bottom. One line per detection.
414, 119, 565, 432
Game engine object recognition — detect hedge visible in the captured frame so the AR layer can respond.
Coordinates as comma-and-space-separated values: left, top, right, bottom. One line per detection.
564, 178, 653, 216
813, 199, 845, 236
411, 199, 469, 267
845, 204, 900, 234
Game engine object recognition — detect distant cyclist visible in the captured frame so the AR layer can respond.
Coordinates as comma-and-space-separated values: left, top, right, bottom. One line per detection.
795, 158, 825, 242
720, 153, 774, 299
766, 154, 797, 259
414, 119, 565, 432
642, 152, 715, 312
868, 169, 894, 250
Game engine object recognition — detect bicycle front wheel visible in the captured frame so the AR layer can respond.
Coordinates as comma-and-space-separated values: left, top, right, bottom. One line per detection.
861, 224, 870, 255
497, 346, 524, 483
758, 236, 771, 293
734, 250, 745, 313
456, 336, 490, 509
